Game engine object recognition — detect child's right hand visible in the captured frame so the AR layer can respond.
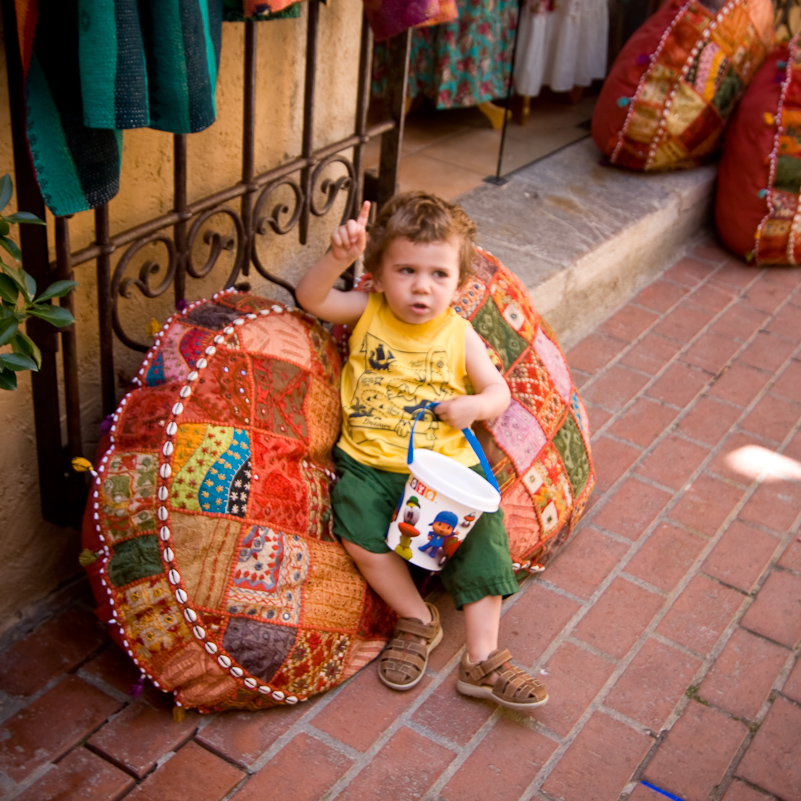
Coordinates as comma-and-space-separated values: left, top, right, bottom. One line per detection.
330, 200, 371, 264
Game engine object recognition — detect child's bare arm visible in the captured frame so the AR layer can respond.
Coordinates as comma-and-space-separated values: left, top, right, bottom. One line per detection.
296, 201, 371, 326
434, 326, 511, 431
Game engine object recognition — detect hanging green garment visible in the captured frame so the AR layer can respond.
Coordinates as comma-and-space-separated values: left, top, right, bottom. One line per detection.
78, 0, 223, 133
16, 0, 223, 216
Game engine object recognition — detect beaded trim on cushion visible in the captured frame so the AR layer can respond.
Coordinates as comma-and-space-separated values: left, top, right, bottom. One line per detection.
609, 0, 773, 170
754, 37, 801, 264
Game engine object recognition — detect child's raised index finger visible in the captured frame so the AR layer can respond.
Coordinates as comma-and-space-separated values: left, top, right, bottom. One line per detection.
355, 200, 370, 228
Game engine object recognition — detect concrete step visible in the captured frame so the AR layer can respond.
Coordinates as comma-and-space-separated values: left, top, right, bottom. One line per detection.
457, 137, 718, 349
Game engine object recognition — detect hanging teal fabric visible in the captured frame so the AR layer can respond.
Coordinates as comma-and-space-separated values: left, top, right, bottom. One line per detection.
19, 0, 123, 215
78, 0, 223, 134
16, 0, 223, 216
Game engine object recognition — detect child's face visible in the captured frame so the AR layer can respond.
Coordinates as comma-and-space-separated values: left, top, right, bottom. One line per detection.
372, 236, 461, 325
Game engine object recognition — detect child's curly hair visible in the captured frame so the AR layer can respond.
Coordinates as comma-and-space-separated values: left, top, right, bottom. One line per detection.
363, 191, 477, 285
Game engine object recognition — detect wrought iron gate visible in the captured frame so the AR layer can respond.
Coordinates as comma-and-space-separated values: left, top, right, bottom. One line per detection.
3, 1, 410, 526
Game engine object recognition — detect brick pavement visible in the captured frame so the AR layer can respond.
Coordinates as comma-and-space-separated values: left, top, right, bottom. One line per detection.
1, 235, 800, 801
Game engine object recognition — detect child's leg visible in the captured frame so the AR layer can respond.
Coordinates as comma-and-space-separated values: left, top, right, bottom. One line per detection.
458, 595, 549, 711
463, 594, 502, 663
341, 539, 431, 623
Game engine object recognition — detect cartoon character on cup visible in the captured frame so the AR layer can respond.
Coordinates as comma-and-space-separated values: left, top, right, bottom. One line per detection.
394, 496, 421, 560
419, 510, 459, 566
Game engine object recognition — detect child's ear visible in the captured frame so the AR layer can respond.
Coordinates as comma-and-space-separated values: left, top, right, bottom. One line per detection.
372, 273, 384, 292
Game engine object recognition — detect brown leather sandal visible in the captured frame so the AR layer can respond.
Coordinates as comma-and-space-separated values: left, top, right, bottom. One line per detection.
379, 602, 443, 691
457, 648, 548, 711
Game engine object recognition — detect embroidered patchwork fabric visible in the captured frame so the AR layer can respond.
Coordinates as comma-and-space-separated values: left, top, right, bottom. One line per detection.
349, 249, 596, 572
459, 250, 595, 571
591, 0, 773, 171
716, 37, 801, 264
82, 293, 396, 712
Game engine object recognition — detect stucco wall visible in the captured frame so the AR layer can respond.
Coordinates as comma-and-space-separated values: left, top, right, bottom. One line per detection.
0, 1, 366, 638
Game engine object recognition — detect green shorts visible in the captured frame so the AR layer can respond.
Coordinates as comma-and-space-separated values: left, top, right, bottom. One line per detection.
331, 447, 519, 610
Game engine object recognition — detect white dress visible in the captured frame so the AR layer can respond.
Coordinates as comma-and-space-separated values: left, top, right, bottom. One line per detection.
514, 0, 609, 97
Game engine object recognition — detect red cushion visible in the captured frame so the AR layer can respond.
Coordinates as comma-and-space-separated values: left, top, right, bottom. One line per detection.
592, 0, 773, 171
82, 292, 396, 713
716, 38, 801, 263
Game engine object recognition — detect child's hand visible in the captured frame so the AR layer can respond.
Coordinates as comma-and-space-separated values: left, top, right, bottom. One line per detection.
434, 396, 483, 432
330, 201, 370, 264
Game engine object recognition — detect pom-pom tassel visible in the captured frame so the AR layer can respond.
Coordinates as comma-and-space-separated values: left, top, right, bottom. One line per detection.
78, 549, 98, 567
129, 676, 145, 698
636, 53, 651, 66
617, 96, 632, 107
72, 456, 98, 477
758, 189, 768, 198
764, 112, 776, 126
173, 704, 186, 722
146, 318, 162, 338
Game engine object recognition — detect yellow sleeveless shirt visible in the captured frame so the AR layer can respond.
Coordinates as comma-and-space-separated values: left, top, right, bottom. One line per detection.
338, 293, 477, 472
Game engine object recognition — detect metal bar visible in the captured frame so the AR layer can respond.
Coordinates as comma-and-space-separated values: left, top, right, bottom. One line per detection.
350, 12, 373, 220
298, 0, 320, 244
54, 215, 87, 526
95, 205, 117, 414
54, 217, 82, 460
3, 0, 72, 525
65, 121, 397, 269
377, 29, 411, 207
173, 135, 188, 303
241, 20, 257, 278
492, 0, 523, 184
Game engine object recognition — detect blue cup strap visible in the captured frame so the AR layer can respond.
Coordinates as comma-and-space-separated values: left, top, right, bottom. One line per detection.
406, 402, 500, 494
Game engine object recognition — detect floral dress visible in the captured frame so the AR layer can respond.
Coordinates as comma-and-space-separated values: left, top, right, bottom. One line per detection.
373, 0, 519, 110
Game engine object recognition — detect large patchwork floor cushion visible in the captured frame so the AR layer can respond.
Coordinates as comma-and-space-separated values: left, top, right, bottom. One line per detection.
81, 292, 396, 713
591, 0, 773, 171
716, 37, 801, 263
346, 248, 596, 574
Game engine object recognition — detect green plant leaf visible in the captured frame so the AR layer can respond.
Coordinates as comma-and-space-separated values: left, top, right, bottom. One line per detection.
21, 269, 36, 301
4, 212, 45, 225
12, 330, 41, 368
0, 220, 9, 237
36, 280, 78, 302
0, 352, 38, 371
0, 175, 12, 214
0, 236, 21, 263
27, 303, 74, 327
0, 316, 20, 346
0, 367, 17, 391
1, 263, 28, 294
0, 274, 18, 305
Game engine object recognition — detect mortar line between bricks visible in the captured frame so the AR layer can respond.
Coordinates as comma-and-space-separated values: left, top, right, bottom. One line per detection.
513, 258, 801, 801
581, 313, 801, 544
577, 254, 763, 394
509, 421, 801, 797
417, 712, 508, 801
620, 521, 801, 801
579, 260, 799, 450
2, 761, 59, 801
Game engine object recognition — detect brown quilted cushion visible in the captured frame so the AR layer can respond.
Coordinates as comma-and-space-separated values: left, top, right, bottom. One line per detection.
592, 0, 773, 171
81, 292, 395, 713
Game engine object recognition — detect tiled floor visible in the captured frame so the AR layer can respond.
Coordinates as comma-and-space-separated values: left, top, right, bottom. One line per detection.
1, 236, 800, 800
365, 91, 598, 200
